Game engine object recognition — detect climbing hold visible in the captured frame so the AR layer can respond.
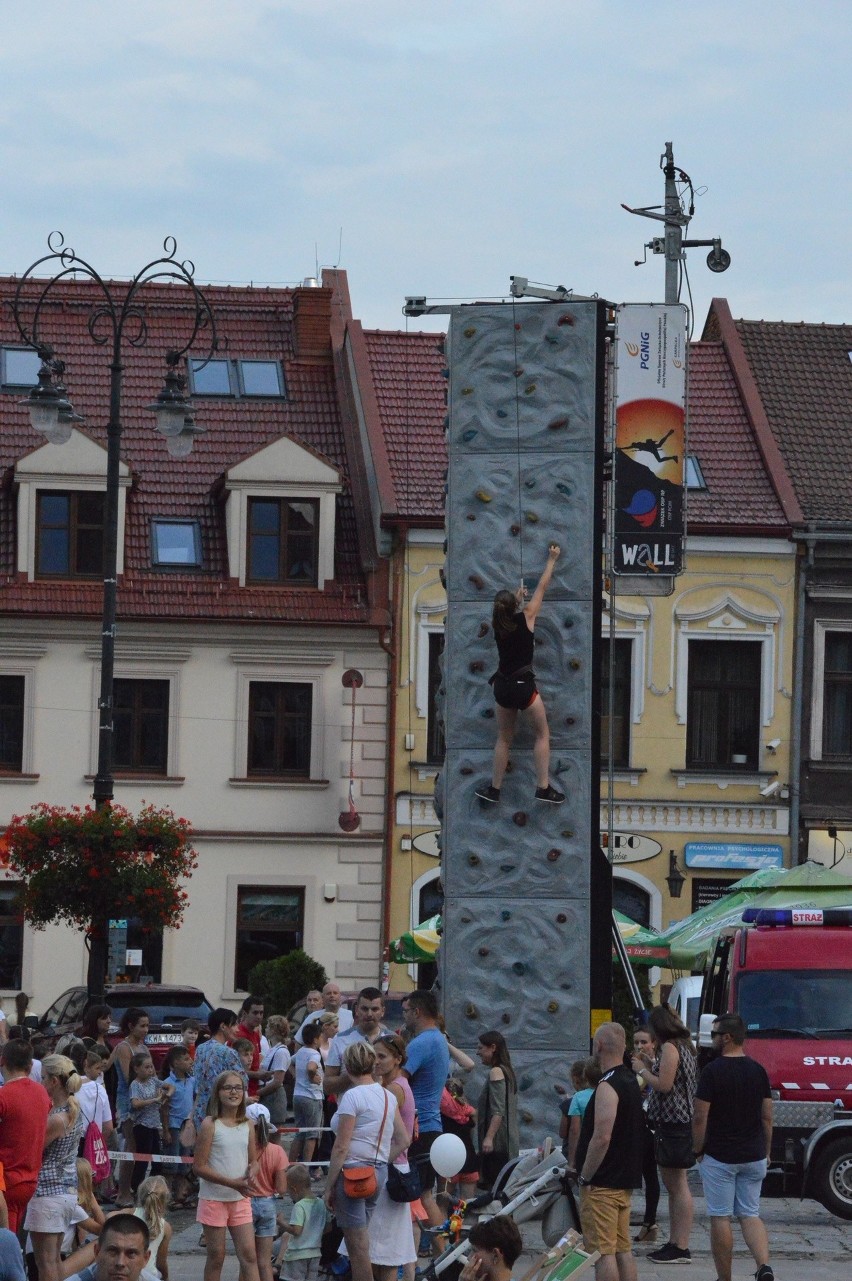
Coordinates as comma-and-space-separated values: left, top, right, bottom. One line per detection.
461, 386, 474, 395
514, 322, 522, 331
563, 618, 574, 627
459, 765, 473, 775
497, 408, 508, 418
545, 334, 559, 345
439, 568, 446, 587
510, 524, 520, 536
549, 416, 570, 431
474, 489, 492, 503
557, 313, 575, 326
502, 1013, 512, 1025
512, 961, 526, 976
440, 368, 450, 378
513, 367, 524, 378
521, 1110, 533, 1123
478, 947, 490, 956
547, 848, 561, 862
565, 716, 576, 726
524, 383, 537, 395
443, 414, 449, 427
461, 429, 478, 443
512, 812, 527, 827
525, 512, 540, 524
500, 863, 515, 872
465, 1004, 478, 1018
468, 854, 481, 866
466, 513, 476, 521
556, 483, 572, 497
469, 660, 485, 673
442, 539, 448, 554
464, 326, 477, 338
482, 708, 494, 719
461, 915, 472, 924
556, 913, 567, 923
518, 1074, 532, 1092
500, 909, 512, 921
547, 1000, 559, 1013
524, 477, 536, 488
561, 830, 574, 839
478, 622, 489, 638
469, 574, 484, 590
569, 659, 581, 670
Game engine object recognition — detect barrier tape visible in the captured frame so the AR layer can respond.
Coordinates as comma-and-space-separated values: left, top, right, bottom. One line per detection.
106, 1124, 334, 1166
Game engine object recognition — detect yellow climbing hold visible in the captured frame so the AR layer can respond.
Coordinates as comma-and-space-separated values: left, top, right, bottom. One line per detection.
475, 489, 492, 503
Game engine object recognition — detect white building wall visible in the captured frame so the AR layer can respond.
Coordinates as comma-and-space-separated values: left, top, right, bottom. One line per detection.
0, 618, 388, 1015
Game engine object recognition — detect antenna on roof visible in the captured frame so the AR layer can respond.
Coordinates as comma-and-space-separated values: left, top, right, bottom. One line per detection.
622, 142, 731, 304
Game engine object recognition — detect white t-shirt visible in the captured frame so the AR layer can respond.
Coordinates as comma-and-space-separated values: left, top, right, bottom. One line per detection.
332, 1082, 396, 1165
293, 1046, 324, 1100
262, 1043, 291, 1075
78, 1078, 111, 1130
295, 1006, 353, 1044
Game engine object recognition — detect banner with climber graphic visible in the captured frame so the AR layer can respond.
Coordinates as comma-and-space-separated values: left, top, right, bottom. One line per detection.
613, 303, 688, 576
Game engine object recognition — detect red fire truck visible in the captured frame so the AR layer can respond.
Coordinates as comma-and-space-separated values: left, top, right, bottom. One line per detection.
698, 907, 852, 1219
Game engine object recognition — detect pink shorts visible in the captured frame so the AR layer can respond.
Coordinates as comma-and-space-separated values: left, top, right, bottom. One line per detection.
197, 1196, 253, 1227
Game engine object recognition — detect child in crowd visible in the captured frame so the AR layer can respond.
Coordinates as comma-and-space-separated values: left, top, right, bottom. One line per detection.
290, 1024, 324, 1168
78, 1047, 114, 1146
163, 1044, 196, 1208
440, 1077, 478, 1201
129, 1053, 173, 1193
71, 1157, 105, 1249
233, 1038, 257, 1080
181, 1019, 201, 1061
135, 1175, 173, 1280
561, 1057, 602, 1169
275, 1164, 328, 1281
250, 1111, 289, 1281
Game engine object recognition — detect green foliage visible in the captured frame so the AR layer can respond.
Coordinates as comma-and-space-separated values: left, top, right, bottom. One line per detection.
3, 802, 197, 936
248, 949, 327, 1016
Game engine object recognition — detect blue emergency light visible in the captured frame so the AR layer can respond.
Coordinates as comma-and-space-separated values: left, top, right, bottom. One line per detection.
743, 907, 852, 926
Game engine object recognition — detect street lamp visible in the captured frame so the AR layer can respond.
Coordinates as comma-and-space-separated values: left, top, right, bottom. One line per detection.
12, 232, 217, 810
666, 849, 686, 899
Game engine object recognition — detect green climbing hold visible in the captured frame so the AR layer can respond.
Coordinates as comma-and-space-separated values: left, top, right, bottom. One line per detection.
461, 429, 478, 443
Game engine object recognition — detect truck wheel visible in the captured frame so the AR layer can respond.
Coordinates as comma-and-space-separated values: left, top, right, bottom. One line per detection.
813, 1138, 852, 1220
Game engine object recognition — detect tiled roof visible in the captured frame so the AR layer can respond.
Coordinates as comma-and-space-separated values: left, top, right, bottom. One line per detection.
732, 319, 852, 520
360, 328, 788, 533
0, 279, 376, 624
686, 342, 788, 531
361, 329, 447, 521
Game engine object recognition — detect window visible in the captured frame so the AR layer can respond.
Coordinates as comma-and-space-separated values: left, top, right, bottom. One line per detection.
687, 640, 761, 767
151, 520, 202, 567
235, 887, 304, 990
248, 682, 312, 777
0, 676, 24, 772
426, 633, 445, 763
685, 455, 708, 490
247, 498, 319, 585
189, 358, 286, 399
823, 632, 852, 758
1, 347, 40, 388
36, 491, 104, 579
613, 877, 650, 928
601, 638, 632, 768
0, 884, 23, 988
113, 679, 169, 774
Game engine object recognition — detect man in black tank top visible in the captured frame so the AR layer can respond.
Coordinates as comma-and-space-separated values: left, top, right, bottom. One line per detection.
574, 1022, 644, 1281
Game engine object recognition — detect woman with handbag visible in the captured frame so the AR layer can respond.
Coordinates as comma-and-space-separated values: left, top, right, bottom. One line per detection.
324, 1041, 411, 1281
631, 1005, 698, 1266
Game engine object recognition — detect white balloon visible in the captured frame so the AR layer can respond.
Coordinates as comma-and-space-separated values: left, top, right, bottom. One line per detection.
429, 1132, 467, 1178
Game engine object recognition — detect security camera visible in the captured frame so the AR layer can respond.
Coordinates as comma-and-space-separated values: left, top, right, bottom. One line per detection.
760, 781, 781, 798
766, 738, 781, 752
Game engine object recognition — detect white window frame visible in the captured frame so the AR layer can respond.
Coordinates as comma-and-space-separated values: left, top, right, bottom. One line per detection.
232, 663, 328, 784
674, 593, 780, 729
811, 620, 852, 761
0, 646, 43, 780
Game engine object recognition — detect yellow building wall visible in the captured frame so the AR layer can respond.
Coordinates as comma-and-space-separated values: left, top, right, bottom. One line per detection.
385, 531, 797, 987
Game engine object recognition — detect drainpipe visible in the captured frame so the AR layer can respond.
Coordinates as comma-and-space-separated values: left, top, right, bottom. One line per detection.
789, 528, 815, 863
377, 535, 401, 977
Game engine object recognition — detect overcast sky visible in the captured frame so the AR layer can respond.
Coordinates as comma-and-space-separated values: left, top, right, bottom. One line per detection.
2, 2, 849, 334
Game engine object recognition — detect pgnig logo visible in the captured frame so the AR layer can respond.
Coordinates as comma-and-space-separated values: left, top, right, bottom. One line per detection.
625, 332, 651, 369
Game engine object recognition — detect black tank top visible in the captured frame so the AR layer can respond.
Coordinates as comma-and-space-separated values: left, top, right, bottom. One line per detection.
495, 611, 534, 675
575, 1064, 645, 1188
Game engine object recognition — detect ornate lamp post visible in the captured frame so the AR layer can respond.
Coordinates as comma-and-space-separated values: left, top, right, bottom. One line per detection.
12, 233, 217, 811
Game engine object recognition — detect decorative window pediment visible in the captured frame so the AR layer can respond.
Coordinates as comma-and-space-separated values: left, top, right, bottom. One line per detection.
223, 436, 342, 589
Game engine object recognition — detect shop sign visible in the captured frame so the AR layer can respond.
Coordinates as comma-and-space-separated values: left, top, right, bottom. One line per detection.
412, 830, 441, 857
601, 832, 661, 863
685, 842, 783, 870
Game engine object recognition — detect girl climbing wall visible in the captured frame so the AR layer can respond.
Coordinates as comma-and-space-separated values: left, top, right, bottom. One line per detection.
475, 542, 564, 806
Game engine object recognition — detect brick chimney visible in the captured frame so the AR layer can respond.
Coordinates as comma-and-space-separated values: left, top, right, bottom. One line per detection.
292, 283, 333, 363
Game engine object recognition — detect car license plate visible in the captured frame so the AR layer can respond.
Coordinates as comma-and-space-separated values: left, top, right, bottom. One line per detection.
147, 1033, 182, 1044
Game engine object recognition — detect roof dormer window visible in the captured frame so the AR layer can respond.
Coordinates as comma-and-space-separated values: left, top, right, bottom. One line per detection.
188, 358, 286, 399
1, 347, 41, 389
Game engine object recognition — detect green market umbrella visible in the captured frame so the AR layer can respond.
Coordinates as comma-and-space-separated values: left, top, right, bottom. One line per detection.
388, 914, 442, 963
613, 910, 670, 965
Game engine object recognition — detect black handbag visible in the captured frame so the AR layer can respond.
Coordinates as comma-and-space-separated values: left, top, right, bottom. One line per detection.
385, 1161, 422, 1203
654, 1122, 695, 1170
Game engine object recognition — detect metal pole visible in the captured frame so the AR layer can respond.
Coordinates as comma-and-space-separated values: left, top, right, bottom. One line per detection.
662, 141, 682, 306
92, 355, 123, 809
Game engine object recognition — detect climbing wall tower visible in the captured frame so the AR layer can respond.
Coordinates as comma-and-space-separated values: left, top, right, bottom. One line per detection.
439, 300, 607, 1141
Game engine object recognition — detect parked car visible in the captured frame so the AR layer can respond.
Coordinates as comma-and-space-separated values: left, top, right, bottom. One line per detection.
31, 984, 214, 1068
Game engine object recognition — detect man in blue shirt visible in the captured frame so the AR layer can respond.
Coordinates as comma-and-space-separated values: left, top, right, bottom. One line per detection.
403, 990, 450, 1227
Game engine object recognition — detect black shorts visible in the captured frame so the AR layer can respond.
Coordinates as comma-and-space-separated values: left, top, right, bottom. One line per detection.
492, 672, 537, 710
408, 1130, 443, 1193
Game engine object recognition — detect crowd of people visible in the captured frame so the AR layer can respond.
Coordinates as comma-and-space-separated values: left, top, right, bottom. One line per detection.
0, 983, 775, 1281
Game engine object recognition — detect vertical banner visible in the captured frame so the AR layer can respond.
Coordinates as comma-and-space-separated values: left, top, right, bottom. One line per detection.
613, 303, 688, 575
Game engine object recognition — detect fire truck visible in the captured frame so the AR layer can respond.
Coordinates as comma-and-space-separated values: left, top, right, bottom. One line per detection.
698, 907, 852, 1219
